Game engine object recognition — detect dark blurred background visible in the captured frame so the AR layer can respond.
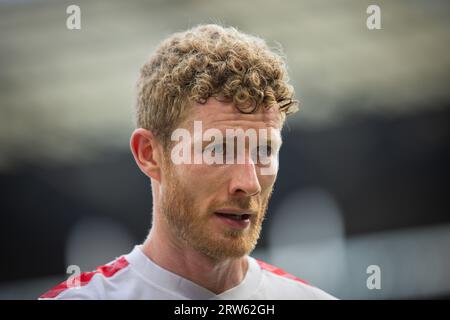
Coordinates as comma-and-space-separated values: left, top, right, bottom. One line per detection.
1, 0, 449, 299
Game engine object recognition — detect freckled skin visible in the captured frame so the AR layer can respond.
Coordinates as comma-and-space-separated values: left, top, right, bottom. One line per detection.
131, 97, 285, 294
166, 99, 283, 254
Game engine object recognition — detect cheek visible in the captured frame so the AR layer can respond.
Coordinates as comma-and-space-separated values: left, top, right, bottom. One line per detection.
259, 173, 277, 192
175, 163, 222, 196
182, 163, 217, 181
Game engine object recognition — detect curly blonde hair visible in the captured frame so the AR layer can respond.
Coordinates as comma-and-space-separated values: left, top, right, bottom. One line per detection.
136, 24, 298, 147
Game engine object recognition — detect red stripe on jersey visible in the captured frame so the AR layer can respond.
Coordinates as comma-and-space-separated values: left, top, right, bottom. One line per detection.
255, 259, 310, 285
39, 256, 129, 299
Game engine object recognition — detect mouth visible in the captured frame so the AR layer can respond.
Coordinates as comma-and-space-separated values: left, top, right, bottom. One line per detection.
214, 212, 251, 221
213, 210, 255, 229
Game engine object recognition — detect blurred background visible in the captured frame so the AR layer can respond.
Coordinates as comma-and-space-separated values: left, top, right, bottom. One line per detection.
1, 0, 449, 299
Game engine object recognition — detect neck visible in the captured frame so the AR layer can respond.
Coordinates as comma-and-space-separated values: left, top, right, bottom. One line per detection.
141, 219, 248, 295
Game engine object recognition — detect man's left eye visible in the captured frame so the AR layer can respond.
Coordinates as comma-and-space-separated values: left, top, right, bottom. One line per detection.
252, 145, 272, 164
258, 145, 272, 156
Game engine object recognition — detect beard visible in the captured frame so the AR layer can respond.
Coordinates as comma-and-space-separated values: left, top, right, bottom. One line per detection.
159, 164, 273, 261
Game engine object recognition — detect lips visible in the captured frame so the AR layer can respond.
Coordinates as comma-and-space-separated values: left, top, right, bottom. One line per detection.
215, 212, 251, 221
213, 209, 255, 229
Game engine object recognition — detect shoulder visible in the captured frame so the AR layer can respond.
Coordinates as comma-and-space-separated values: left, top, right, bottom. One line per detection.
39, 256, 131, 300
253, 258, 337, 300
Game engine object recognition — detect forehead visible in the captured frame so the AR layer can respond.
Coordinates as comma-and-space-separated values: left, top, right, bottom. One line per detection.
188, 98, 283, 132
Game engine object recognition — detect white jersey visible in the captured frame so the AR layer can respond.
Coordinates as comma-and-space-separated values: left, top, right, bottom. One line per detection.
40, 245, 336, 300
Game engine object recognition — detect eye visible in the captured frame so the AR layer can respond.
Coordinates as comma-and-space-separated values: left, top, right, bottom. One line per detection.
204, 142, 228, 164
213, 143, 224, 155
251, 144, 272, 165
205, 143, 223, 154
258, 144, 272, 157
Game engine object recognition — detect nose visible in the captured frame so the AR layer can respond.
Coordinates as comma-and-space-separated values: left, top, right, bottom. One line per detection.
228, 160, 262, 197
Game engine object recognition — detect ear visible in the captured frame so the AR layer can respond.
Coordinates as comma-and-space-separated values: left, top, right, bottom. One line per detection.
130, 128, 163, 182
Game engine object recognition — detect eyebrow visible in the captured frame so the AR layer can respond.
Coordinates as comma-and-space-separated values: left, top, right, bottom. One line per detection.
258, 132, 283, 149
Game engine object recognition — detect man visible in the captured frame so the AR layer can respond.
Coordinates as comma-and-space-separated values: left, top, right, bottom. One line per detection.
40, 24, 336, 300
